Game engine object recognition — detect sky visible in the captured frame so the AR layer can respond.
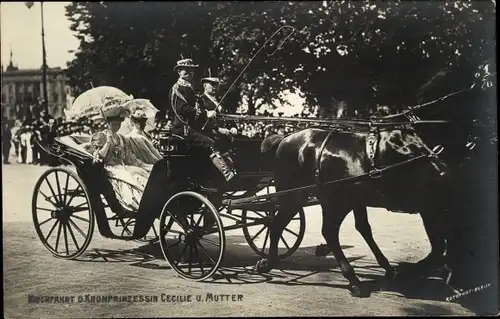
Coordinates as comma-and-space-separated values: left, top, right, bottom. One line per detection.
0, 2, 79, 69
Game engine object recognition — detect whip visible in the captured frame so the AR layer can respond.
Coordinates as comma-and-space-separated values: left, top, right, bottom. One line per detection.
201, 25, 295, 130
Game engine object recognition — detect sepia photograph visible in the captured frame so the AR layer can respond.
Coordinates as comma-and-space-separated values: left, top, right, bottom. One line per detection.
1, 1, 498, 317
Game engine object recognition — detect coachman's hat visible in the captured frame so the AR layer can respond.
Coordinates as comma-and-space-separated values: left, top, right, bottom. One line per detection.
174, 58, 199, 71
201, 77, 221, 84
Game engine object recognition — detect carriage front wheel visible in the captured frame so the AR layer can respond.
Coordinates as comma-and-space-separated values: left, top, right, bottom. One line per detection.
159, 191, 225, 281
242, 208, 305, 259
32, 167, 95, 259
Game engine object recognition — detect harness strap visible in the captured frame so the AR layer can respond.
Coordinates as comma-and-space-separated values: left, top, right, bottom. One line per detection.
315, 129, 336, 185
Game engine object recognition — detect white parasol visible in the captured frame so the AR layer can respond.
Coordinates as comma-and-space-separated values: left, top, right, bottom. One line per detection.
64, 86, 133, 121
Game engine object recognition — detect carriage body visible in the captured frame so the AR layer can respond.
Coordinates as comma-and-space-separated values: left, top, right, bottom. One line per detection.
32, 128, 307, 280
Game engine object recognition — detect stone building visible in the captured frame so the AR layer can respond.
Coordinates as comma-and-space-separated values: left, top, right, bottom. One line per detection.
1, 52, 74, 121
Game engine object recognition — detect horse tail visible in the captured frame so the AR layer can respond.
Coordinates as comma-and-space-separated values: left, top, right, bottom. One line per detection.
261, 134, 285, 158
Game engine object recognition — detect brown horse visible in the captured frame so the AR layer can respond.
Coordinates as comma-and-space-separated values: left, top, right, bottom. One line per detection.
256, 125, 449, 297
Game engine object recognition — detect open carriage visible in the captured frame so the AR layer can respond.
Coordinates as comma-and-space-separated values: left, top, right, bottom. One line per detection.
32, 129, 308, 281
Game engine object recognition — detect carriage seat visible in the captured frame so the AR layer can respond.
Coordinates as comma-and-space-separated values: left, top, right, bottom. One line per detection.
53, 134, 94, 159
158, 130, 192, 157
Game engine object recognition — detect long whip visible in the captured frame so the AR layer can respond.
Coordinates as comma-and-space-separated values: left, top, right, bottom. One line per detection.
201, 25, 295, 130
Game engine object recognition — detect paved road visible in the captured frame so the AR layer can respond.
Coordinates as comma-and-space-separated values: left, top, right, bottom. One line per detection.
2, 163, 490, 317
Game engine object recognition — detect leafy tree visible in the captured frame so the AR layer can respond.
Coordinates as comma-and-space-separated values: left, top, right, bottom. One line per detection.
66, 1, 496, 118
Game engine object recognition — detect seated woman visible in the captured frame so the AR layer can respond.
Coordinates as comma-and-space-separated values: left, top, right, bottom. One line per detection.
84, 112, 162, 213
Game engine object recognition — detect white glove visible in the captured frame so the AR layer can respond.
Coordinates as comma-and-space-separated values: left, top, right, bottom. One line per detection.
229, 127, 238, 135
218, 128, 230, 135
206, 110, 216, 119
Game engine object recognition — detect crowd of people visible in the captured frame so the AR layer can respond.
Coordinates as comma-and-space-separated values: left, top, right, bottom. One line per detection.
2, 112, 315, 165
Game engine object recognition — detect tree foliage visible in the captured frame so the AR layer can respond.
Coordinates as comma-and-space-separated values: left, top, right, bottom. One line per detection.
65, 1, 496, 118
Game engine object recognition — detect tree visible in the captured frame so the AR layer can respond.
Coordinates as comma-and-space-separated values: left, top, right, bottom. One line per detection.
65, 1, 496, 118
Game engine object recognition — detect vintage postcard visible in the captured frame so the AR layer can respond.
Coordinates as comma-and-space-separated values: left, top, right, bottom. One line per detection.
2, 1, 498, 317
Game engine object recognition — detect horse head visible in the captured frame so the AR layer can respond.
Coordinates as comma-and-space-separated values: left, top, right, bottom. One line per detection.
377, 126, 448, 178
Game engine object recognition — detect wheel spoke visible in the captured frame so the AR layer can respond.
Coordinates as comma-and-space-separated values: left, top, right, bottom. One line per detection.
71, 207, 90, 213
45, 219, 59, 241
166, 211, 187, 231
167, 239, 181, 250
38, 217, 54, 227
66, 222, 80, 250
37, 207, 54, 212
199, 236, 220, 247
250, 210, 266, 219
196, 242, 216, 264
280, 235, 291, 250
39, 190, 58, 207
284, 227, 299, 238
261, 228, 270, 253
63, 173, 70, 205
44, 179, 60, 206
152, 223, 158, 238
195, 214, 203, 227
54, 223, 63, 252
188, 245, 193, 274
250, 226, 267, 242
65, 186, 82, 207
175, 244, 189, 267
193, 244, 204, 273
71, 202, 88, 209
63, 223, 70, 255
54, 171, 64, 204
72, 215, 89, 223
68, 218, 86, 238
188, 214, 195, 227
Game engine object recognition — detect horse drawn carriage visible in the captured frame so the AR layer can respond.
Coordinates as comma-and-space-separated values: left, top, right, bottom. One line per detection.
32, 124, 309, 281
32, 79, 494, 299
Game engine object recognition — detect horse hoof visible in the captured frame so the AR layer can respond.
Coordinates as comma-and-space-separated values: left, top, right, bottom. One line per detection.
348, 284, 370, 298
254, 259, 271, 274
315, 244, 330, 257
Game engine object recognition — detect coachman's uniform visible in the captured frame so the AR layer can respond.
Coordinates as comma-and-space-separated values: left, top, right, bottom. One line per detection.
168, 78, 215, 151
167, 59, 236, 184
198, 92, 220, 138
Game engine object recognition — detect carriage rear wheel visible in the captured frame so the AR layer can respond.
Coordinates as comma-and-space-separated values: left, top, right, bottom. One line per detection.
159, 191, 225, 281
242, 208, 305, 260
32, 168, 95, 259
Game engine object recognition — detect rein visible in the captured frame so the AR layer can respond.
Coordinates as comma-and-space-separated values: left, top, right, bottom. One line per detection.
224, 153, 433, 207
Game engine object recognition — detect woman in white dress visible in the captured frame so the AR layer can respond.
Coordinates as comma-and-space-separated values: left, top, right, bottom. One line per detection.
84, 111, 162, 213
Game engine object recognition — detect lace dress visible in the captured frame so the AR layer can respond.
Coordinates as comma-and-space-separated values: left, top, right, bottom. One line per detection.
86, 131, 157, 212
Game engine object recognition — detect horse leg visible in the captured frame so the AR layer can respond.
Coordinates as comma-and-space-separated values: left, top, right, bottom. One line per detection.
417, 213, 447, 269
398, 212, 447, 276
321, 203, 369, 297
353, 206, 396, 280
254, 207, 298, 273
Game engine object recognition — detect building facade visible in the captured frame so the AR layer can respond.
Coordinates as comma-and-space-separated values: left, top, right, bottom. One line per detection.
1, 55, 74, 121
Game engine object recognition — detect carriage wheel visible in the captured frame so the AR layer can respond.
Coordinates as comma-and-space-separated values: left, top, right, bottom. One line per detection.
32, 168, 95, 259
242, 208, 305, 260
159, 191, 225, 281
121, 218, 160, 244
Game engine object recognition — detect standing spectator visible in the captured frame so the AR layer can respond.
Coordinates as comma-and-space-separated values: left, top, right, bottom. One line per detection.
18, 126, 28, 163
10, 119, 21, 159
2, 122, 12, 164
20, 125, 34, 164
